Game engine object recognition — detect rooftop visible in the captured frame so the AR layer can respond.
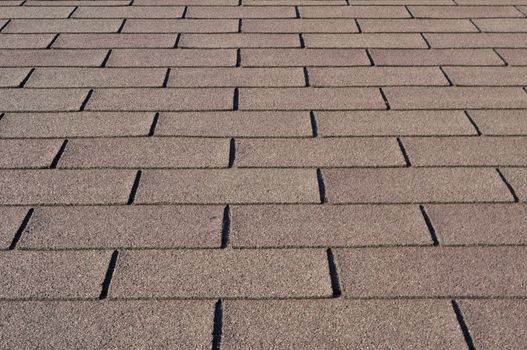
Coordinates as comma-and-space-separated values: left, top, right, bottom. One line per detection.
1, 0, 527, 348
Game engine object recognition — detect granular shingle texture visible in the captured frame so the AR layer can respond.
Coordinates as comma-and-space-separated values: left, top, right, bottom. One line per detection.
1, 0, 527, 348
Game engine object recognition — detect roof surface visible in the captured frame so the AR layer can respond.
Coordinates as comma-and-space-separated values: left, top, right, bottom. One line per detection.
1, 0, 527, 348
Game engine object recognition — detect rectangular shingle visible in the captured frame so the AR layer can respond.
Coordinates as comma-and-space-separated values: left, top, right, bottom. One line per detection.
108, 48, 236, 67
473, 18, 527, 32
316, 110, 476, 136
168, 67, 304, 87
443, 67, 527, 85
53, 33, 177, 49
86, 88, 234, 111
0, 170, 136, 205
298, 6, 411, 18
19, 205, 223, 249
0, 139, 63, 169
242, 19, 359, 33
309, 67, 447, 86
426, 204, 527, 245
383, 87, 527, 109
403, 137, 527, 166
241, 48, 370, 67
408, 5, 523, 18
110, 249, 332, 298
230, 204, 431, 247
357, 19, 478, 33
123, 19, 238, 33
222, 300, 466, 349
0, 251, 111, 299
0, 112, 154, 138
370, 49, 504, 66
187, 6, 296, 18
304, 34, 427, 48
236, 138, 405, 167
26, 68, 166, 88
0, 7, 74, 18
179, 33, 300, 48
135, 169, 319, 204
0, 34, 55, 49
469, 110, 527, 135
3, 19, 122, 33
155, 111, 312, 137
0, 49, 107, 67
323, 168, 514, 203
239, 88, 385, 110
425, 33, 527, 48
58, 138, 230, 168
0, 89, 90, 112
73, 6, 185, 19
496, 49, 527, 65
0, 301, 214, 349
336, 247, 527, 297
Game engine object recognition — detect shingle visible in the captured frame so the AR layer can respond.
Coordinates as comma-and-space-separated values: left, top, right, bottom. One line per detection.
179, 33, 300, 48
309, 67, 447, 86
500, 168, 527, 202
242, 19, 359, 33
298, 6, 411, 18
336, 247, 527, 297
123, 19, 238, 33
0, 207, 28, 250
155, 111, 312, 137
426, 204, 527, 245
370, 48, 504, 66
73, 6, 185, 18
0, 89, 90, 112
444, 66, 527, 85
0, 139, 63, 169
59, 138, 229, 168
469, 110, 527, 135
0, 251, 111, 299
20, 205, 223, 249
25, 0, 130, 5
0, 49, 107, 67
0, 301, 213, 349
222, 300, 466, 349
0, 7, 74, 18
0, 34, 55, 49
403, 137, 527, 166
108, 48, 236, 67
86, 88, 234, 111
408, 5, 524, 18
135, 0, 237, 4
0, 170, 136, 205
236, 138, 405, 167
425, 33, 527, 48
134, 169, 320, 204
459, 300, 527, 350
230, 204, 430, 247
357, 19, 478, 33
167, 68, 305, 87
383, 87, 527, 109
53, 33, 177, 48
3, 19, 122, 33
0, 112, 154, 138
323, 168, 513, 203
316, 110, 476, 136
239, 87, 385, 110
241, 48, 370, 66
0, 68, 31, 87
473, 18, 527, 32
244, 0, 346, 4
187, 6, 296, 18
496, 49, 527, 65
111, 249, 332, 298
26, 68, 166, 88
304, 34, 427, 48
